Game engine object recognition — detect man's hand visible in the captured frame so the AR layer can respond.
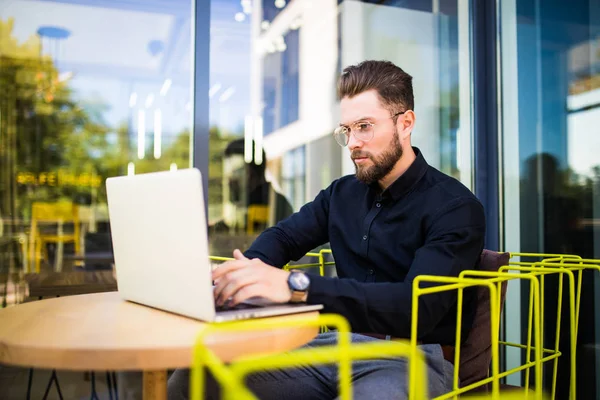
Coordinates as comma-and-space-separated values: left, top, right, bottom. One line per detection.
212, 249, 291, 306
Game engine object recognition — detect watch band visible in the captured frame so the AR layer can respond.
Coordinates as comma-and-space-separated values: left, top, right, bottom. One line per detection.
290, 289, 306, 303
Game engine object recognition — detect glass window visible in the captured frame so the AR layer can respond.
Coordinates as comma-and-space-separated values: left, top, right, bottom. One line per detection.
0, 0, 193, 297
499, 0, 600, 394
281, 145, 306, 211
262, 27, 300, 135
207, 0, 474, 257
338, 0, 473, 187
262, 0, 289, 24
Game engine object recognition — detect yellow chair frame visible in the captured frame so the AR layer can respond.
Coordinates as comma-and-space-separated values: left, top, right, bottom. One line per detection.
410, 274, 523, 399
210, 249, 334, 277
190, 313, 430, 400
29, 201, 81, 273
505, 253, 600, 400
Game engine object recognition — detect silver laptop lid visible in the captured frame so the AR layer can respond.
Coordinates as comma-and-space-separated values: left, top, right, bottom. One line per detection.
106, 168, 217, 321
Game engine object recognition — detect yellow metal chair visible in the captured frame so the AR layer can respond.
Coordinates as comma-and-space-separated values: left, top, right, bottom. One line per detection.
409, 274, 508, 399
211, 249, 335, 277
28, 201, 81, 273
404, 250, 593, 399
246, 205, 269, 234
446, 251, 594, 399
190, 313, 430, 400
504, 252, 600, 399
283, 249, 335, 277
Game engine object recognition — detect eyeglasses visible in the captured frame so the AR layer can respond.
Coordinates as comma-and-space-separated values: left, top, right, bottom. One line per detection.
333, 111, 405, 147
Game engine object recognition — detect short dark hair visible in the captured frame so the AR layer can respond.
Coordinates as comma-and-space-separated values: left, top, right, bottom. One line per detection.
337, 60, 414, 114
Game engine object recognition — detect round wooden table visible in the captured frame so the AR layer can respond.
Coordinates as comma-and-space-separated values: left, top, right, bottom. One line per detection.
0, 292, 320, 400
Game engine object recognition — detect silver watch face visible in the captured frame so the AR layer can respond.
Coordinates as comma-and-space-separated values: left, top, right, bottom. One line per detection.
290, 272, 310, 291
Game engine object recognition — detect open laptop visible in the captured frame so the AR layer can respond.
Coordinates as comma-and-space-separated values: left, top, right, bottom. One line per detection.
105, 168, 323, 322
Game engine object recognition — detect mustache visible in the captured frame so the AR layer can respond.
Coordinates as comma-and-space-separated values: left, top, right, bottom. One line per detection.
351, 151, 372, 160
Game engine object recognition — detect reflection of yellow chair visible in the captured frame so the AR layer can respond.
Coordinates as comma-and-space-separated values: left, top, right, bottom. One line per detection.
246, 205, 269, 234
29, 202, 80, 273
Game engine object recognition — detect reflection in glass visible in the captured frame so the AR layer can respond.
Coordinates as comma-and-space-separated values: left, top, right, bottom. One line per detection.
208, 1, 297, 256
207, 0, 473, 270
281, 146, 306, 211
500, 0, 599, 394
263, 28, 299, 135
338, 0, 471, 185
0, 0, 193, 288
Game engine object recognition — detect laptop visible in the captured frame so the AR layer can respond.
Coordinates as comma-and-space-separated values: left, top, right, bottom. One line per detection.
105, 168, 323, 322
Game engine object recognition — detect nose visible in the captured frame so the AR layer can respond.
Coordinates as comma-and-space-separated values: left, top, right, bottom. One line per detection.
347, 132, 363, 151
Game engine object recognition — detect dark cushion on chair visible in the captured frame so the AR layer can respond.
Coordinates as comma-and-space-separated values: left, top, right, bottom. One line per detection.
459, 250, 510, 387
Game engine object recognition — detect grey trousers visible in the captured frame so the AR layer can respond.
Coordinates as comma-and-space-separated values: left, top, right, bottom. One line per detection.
168, 331, 453, 400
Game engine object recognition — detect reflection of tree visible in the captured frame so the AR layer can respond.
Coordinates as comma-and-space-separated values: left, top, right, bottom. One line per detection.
438, 84, 460, 179
133, 128, 190, 175
208, 127, 239, 208
0, 17, 111, 219
132, 125, 237, 209
520, 152, 599, 256
0, 17, 219, 221
1, 15, 239, 234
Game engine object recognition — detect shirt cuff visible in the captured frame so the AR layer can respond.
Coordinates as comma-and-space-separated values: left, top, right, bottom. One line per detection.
306, 273, 335, 305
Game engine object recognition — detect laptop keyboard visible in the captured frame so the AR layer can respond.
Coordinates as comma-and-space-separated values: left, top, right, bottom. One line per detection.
215, 301, 263, 312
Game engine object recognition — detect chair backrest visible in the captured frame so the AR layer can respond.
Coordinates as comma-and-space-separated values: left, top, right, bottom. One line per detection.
32, 202, 78, 223
459, 250, 510, 387
247, 205, 269, 234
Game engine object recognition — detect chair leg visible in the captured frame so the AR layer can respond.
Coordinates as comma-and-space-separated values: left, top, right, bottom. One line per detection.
35, 238, 42, 274
26, 368, 33, 400
55, 222, 64, 272
112, 371, 119, 400
1, 267, 8, 308
89, 371, 100, 400
106, 371, 114, 400
42, 369, 64, 400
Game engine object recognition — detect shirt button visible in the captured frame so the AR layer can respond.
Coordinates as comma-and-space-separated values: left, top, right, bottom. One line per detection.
362, 235, 367, 240
368, 269, 374, 274
376, 203, 381, 208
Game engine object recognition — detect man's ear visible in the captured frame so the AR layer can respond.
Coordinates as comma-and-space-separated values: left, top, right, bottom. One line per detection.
398, 110, 415, 140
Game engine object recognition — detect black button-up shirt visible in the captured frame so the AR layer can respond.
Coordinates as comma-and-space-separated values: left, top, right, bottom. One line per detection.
244, 148, 486, 345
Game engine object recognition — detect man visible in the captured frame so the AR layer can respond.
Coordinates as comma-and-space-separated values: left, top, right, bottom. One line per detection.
168, 60, 486, 399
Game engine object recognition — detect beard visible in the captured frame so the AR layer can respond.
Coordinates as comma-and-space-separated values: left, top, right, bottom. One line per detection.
352, 131, 403, 185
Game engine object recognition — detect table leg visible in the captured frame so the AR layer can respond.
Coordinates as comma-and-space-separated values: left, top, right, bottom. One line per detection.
143, 370, 167, 400
55, 221, 64, 272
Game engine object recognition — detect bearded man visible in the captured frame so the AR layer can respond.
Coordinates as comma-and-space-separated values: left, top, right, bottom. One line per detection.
168, 60, 486, 400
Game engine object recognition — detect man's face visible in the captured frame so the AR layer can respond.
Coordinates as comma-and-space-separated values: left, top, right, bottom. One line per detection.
339, 90, 404, 185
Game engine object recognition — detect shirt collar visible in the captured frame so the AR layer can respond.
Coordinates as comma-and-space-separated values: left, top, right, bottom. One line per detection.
369, 147, 429, 201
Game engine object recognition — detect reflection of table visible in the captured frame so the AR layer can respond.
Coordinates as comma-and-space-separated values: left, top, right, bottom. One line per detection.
25, 270, 117, 298
64, 251, 114, 267
0, 292, 319, 400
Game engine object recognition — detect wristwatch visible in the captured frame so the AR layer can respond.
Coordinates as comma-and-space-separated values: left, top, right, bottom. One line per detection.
287, 270, 310, 303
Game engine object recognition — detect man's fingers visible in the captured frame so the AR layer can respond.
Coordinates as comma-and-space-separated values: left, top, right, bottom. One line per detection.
214, 269, 257, 305
233, 249, 247, 261
212, 259, 247, 280
230, 284, 264, 306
